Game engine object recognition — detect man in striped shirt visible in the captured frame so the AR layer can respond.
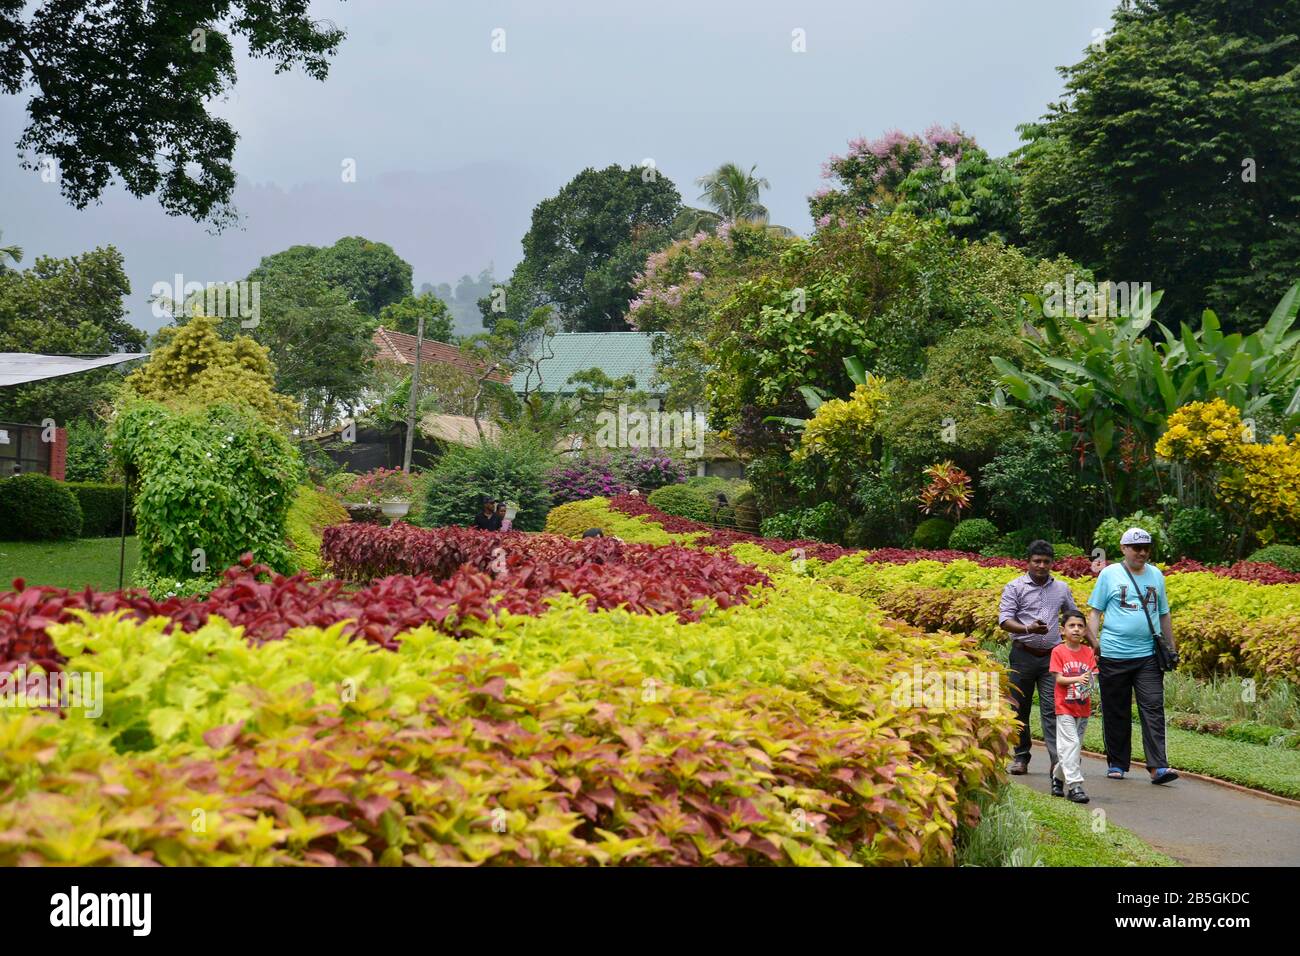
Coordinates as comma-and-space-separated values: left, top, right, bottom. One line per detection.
998, 540, 1086, 796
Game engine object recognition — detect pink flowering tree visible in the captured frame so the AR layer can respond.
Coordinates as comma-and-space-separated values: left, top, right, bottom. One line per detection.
810, 124, 1021, 242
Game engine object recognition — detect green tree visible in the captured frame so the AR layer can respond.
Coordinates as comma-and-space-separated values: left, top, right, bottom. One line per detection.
210, 268, 376, 434
125, 313, 299, 429
495, 165, 683, 332
0, 2, 344, 226
249, 237, 413, 318
379, 292, 455, 341
1016, 0, 1300, 331
0, 246, 143, 424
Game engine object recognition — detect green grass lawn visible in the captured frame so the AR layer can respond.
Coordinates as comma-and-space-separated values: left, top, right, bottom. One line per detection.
0, 537, 139, 591
1008, 784, 1179, 867
1029, 703, 1300, 799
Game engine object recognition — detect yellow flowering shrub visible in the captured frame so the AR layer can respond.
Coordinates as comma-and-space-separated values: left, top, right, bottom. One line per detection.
1154, 398, 1248, 467
794, 379, 889, 463
1218, 434, 1300, 532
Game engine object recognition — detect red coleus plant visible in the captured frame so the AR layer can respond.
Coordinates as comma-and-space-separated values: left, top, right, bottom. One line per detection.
2, 532, 771, 669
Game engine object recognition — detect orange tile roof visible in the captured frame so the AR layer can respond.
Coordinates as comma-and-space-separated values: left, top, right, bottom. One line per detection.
372, 327, 510, 384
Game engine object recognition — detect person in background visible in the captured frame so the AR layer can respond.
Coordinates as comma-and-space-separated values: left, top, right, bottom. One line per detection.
1051, 610, 1097, 804
1087, 527, 1179, 785
998, 540, 1086, 795
473, 498, 497, 530
495, 502, 512, 532
581, 528, 604, 538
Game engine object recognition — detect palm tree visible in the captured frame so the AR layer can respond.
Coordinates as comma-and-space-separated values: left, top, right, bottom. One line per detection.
697, 163, 771, 222
0, 230, 22, 273
676, 163, 794, 238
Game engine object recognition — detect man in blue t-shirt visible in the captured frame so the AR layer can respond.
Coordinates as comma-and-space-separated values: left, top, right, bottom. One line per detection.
1086, 527, 1180, 785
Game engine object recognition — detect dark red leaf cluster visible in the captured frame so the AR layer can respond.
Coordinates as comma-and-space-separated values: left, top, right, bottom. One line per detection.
1163, 559, 1300, 585
2, 533, 769, 669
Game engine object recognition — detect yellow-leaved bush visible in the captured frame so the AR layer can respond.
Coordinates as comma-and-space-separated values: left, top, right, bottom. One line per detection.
794, 378, 889, 464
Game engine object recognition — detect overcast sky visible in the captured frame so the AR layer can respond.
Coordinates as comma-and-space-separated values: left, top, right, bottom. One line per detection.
1, 0, 1119, 335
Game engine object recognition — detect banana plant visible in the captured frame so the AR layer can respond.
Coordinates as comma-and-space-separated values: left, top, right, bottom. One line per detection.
992, 282, 1300, 455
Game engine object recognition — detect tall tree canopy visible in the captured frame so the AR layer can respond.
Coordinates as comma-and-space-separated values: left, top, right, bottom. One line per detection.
248, 237, 413, 318
379, 291, 455, 342
491, 165, 683, 333
811, 125, 1022, 243
0, 1, 345, 226
0, 245, 143, 424
1016, 0, 1300, 331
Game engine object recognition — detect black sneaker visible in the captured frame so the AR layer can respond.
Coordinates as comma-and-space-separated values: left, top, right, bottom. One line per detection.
1051, 778, 1064, 797
1008, 759, 1028, 775
1068, 785, 1090, 804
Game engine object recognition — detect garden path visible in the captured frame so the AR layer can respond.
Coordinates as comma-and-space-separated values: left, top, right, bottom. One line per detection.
1020, 742, 1300, 866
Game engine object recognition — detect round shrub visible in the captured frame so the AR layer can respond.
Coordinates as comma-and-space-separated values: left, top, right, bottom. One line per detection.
420, 430, 553, 532
1167, 507, 1227, 563
912, 517, 954, 550
1051, 542, 1084, 558
1247, 544, 1300, 573
1092, 511, 1167, 562
0, 473, 83, 541
948, 518, 999, 554
980, 525, 1056, 559
66, 482, 133, 537
647, 483, 712, 522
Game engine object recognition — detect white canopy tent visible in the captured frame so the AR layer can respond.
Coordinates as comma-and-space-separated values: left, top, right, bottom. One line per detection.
0, 352, 149, 387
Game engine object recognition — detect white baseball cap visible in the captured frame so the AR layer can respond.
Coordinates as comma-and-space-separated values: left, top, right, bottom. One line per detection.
1120, 527, 1153, 546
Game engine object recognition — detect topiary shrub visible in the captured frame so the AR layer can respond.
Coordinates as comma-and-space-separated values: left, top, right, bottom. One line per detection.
1167, 507, 1227, 563
111, 400, 303, 582
1092, 511, 1167, 562
980, 525, 1056, 559
1051, 542, 1084, 558
912, 517, 954, 550
419, 430, 553, 531
65, 482, 133, 537
0, 473, 83, 541
647, 483, 712, 523
286, 485, 350, 575
732, 487, 761, 534
948, 518, 999, 554
1247, 544, 1300, 573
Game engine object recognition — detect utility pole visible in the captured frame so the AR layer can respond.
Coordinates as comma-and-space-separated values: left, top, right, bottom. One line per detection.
403, 314, 424, 473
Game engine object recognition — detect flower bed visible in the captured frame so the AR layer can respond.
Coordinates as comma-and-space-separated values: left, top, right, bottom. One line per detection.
0, 535, 1013, 866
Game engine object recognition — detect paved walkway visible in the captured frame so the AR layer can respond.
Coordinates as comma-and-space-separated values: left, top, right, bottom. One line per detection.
1015, 742, 1300, 866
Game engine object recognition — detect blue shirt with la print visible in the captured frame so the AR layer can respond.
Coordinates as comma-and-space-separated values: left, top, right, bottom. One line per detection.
1087, 562, 1170, 659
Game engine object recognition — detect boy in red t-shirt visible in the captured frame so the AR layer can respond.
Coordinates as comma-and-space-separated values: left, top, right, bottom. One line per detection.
1051, 611, 1097, 803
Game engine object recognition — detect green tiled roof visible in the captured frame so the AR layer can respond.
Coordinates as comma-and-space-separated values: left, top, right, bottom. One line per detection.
511, 332, 662, 393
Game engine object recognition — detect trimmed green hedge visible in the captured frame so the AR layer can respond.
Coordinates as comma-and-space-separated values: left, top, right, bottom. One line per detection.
66, 482, 134, 538
646, 483, 712, 522
0, 473, 83, 541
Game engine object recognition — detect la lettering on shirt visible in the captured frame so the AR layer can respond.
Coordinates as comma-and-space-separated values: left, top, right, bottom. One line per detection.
1051, 643, 1096, 717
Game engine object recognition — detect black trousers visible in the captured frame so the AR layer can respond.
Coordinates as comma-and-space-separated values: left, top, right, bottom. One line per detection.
1098, 654, 1167, 772
1007, 644, 1057, 769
